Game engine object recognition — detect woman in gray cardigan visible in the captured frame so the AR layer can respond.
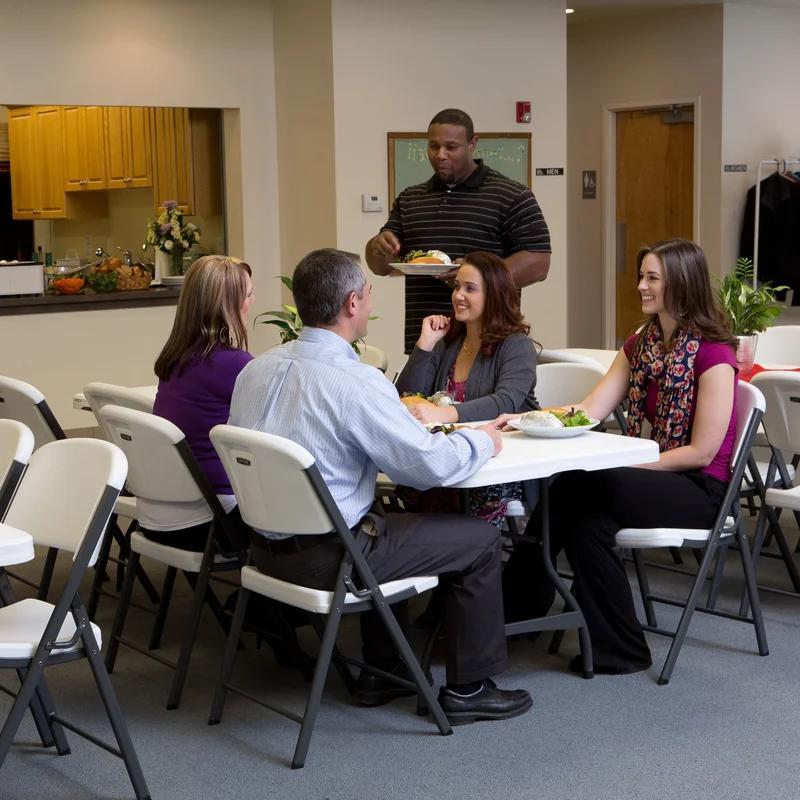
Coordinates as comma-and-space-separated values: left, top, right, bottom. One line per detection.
395, 251, 538, 525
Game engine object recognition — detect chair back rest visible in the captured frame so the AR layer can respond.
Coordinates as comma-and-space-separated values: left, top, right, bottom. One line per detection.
4, 438, 126, 566
210, 424, 335, 535
0, 419, 35, 518
0, 374, 65, 449
730, 381, 766, 473
83, 382, 155, 439
753, 325, 800, 367
538, 348, 604, 368
534, 362, 605, 409
750, 371, 800, 453
360, 344, 389, 373
98, 405, 205, 503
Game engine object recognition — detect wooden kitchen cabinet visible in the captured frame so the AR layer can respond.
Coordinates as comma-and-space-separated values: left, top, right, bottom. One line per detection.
104, 106, 153, 190
8, 106, 71, 219
63, 105, 107, 191
151, 107, 222, 216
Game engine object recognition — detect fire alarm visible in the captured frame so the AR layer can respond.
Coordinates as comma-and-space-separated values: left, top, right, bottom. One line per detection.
516, 101, 531, 124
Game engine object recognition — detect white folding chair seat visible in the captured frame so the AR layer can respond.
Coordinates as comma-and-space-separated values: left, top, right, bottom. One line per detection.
114, 495, 138, 518
0, 437, 150, 800
765, 485, 800, 511
241, 565, 437, 615
208, 424, 451, 769
0, 598, 103, 659
614, 381, 769, 684
0, 523, 35, 567
100, 404, 244, 711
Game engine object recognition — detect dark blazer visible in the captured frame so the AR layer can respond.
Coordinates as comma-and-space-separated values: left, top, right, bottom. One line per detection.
395, 333, 538, 422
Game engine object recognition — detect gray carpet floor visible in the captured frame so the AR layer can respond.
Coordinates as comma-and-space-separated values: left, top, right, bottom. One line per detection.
3, 515, 800, 800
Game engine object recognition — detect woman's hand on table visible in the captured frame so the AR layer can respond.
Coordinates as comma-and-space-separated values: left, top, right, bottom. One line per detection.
416, 315, 451, 351
409, 402, 458, 424
492, 412, 523, 431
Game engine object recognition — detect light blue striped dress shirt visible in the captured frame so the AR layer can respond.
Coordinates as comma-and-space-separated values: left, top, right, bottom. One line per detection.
228, 327, 494, 528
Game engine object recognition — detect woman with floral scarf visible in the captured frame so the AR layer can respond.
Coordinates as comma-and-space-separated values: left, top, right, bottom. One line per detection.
499, 239, 738, 674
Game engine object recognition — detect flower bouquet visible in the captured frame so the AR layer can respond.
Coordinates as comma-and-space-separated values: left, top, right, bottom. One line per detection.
145, 200, 200, 276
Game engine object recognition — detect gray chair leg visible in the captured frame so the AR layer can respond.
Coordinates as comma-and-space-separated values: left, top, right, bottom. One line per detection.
87, 521, 117, 620
0, 658, 50, 765
105, 549, 139, 673
306, 613, 356, 694
148, 566, 177, 651
736, 528, 769, 656
631, 549, 658, 627
739, 506, 769, 617
705, 541, 729, 610
36, 548, 58, 601
208, 587, 250, 725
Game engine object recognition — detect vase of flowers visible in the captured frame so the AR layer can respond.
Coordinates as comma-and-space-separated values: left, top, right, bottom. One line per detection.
145, 200, 200, 281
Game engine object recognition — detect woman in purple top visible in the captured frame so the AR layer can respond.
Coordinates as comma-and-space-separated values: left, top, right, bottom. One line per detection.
500, 239, 738, 674
142, 255, 255, 551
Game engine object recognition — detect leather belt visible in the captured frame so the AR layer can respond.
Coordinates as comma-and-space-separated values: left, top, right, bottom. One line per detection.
257, 534, 331, 555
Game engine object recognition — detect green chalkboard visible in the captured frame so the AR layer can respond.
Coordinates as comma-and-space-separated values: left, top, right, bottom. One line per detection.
388, 132, 532, 203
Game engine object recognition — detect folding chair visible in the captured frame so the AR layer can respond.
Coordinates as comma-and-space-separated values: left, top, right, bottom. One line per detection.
359, 344, 389, 373
739, 372, 800, 608
207, 424, 451, 769
82, 382, 161, 619
0, 420, 34, 519
615, 381, 769, 684
100, 405, 243, 710
0, 437, 150, 800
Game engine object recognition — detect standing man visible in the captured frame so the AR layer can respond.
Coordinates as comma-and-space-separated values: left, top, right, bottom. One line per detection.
366, 108, 551, 353
229, 248, 533, 725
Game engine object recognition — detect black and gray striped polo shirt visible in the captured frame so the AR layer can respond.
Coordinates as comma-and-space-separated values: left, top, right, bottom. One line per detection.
381, 160, 551, 353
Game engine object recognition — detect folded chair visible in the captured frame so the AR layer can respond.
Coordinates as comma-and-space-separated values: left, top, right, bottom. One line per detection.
0, 437, 150, 800
100, 405, 244, 710
615, 381, 769, 684
739, 372, 800, 609
82, 382, 161, 619
207, 424, 450, 769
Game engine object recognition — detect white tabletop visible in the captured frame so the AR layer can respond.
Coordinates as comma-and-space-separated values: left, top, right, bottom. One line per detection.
450, 429, 658, 489
72, 385, 158, 411
0, 522, 35, 567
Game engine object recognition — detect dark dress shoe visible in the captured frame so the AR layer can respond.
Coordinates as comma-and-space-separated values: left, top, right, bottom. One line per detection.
355, 662, 432, 706
437, 679, 532, 725
568, 654, 651, 676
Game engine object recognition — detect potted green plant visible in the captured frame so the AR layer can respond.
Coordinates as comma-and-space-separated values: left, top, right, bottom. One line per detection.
254, 275, 374, 354
717, 257, 788, 372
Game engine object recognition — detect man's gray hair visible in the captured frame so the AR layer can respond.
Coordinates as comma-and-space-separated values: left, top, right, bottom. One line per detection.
292, 248, 366, 328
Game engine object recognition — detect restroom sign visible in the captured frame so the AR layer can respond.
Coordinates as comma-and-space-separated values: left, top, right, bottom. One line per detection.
582, 170, 597, 199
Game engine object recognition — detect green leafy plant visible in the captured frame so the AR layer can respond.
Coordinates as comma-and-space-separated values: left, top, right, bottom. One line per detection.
254, 275, 376, 354
717, 257, 788, 336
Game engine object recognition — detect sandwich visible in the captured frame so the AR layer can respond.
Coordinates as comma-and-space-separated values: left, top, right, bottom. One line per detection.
400, 393, 438, 409
402, 249, 452, 265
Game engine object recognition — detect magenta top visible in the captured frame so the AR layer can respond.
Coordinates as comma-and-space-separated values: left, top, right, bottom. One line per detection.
154, 345, 253, 494
623, 334, 738, 483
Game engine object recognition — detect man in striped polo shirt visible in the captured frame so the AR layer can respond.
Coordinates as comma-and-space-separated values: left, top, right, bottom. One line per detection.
366, 108, 551, 353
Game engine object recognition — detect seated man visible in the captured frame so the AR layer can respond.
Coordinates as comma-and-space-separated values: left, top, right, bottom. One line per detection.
228, 248, 532, 725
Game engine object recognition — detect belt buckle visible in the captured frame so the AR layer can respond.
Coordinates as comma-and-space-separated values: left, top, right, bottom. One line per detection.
360, 518, 380, 537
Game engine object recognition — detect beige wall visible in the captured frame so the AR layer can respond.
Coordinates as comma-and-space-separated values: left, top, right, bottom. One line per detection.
330, 0, 568, 371
721, 3, 800, 292
0, 0, 280, 427
567, 6, 724, 348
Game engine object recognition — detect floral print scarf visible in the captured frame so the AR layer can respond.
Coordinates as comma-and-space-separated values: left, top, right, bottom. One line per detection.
626, 319, 701, 452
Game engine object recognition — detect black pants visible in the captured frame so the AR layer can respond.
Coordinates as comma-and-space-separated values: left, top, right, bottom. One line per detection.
141, 506, 250, 553
251, 512, 508, 684
503, 468, 726, 671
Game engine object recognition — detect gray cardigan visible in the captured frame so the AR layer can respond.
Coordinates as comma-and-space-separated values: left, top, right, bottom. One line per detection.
395, 333, 539, 422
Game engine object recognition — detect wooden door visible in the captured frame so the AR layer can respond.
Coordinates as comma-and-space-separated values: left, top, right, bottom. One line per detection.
8, 108, 37, 218
127, 107, 153, 188
104, 106, 129, 189
32, 106, 66, 217
615, 107, 694, 342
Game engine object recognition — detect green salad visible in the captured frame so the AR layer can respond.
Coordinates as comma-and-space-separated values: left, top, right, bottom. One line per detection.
553, 408, 593, 428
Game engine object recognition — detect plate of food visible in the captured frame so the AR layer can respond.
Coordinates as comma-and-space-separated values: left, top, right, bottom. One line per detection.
390, 250, 453, 276
507, 408, 600, 438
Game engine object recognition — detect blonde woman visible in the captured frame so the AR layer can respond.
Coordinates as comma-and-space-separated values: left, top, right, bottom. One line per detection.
139, 255, 255, 551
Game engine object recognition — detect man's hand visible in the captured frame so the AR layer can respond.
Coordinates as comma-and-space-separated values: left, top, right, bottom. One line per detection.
416, 314, 451, 351
476, 422, 504, 457
365, 231, 401, 276
435, 258, 463, 284
408, 403, 458, 425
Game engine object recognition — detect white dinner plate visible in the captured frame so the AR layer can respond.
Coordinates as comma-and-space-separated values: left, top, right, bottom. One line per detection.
507, 418, 600, 438
161, 275, 185, 286
390, 262, 452, 277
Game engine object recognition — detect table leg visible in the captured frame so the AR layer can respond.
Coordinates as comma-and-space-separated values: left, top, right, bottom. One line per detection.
503, 478, 594, 678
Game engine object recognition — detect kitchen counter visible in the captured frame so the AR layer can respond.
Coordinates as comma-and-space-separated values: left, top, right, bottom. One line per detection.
0, 286, 181, 316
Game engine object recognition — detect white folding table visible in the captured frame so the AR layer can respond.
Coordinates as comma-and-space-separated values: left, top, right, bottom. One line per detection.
450, 428, 659, 677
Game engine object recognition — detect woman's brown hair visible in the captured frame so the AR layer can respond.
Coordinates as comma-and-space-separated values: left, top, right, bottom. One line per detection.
444, 251, 531, 354
154, 255, 252, 380
636, 239, 735, 345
